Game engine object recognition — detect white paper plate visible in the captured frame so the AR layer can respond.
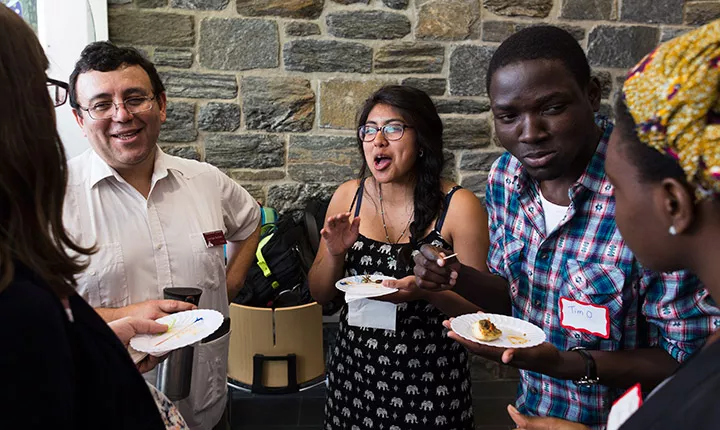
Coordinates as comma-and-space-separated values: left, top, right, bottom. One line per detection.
335, 274, 397, 298
450, 313, 546, 349
130, 309, 224, 356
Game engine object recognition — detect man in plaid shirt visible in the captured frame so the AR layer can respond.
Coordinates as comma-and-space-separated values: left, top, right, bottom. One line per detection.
413, 26, 720, 428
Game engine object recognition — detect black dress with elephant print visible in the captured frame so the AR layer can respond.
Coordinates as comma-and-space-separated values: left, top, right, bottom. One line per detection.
324, 180, 474, 430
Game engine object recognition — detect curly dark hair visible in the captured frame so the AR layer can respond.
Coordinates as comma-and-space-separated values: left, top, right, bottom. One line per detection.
356, 85, 445, 247
69, 41, 165, 112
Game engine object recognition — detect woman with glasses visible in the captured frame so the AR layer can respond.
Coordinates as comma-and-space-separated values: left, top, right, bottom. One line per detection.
0, 5, 186, 429
309, 85, 490, 429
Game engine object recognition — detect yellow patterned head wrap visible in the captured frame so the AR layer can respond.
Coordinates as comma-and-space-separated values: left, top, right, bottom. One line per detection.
623, 19, 720, 200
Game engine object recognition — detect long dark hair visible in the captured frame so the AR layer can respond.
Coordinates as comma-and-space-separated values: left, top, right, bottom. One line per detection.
356, 85, 445, 246
0, 5, 93, 296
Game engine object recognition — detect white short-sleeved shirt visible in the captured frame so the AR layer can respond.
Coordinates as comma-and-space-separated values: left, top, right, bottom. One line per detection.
63, 147, 260, 429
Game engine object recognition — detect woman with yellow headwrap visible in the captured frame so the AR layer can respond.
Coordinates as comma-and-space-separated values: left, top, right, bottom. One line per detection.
507, 18, 720, 430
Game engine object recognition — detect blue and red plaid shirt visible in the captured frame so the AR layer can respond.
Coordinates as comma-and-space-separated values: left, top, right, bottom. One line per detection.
486, 117, 720, 428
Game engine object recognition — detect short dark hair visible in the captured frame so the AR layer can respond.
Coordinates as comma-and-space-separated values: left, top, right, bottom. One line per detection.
69, 41, 165, 110
356, 85, 445, 247
486, 25, 591, 94
613, 93, 686, 184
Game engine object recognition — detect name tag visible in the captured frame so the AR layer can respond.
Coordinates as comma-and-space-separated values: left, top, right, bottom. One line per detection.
607, 383, 642, 430
203, 230, 227, 248
559, 297, 610, 339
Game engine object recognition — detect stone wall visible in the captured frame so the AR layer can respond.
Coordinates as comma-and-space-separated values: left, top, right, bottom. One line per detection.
107, 0, 717, 210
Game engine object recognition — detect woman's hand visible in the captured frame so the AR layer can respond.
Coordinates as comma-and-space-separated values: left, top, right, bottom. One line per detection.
321, 212, 361, 256
108, 316, 169, 373
507, 405, 591, 430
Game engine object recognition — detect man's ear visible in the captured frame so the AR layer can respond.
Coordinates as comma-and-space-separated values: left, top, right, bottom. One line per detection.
72, 109, 88, 137
587, 76, 602, 111
660, 178, 696, 235
157, 92, 167, 124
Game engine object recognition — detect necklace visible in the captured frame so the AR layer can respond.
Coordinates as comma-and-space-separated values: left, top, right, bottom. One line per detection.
378, 183, 414, 244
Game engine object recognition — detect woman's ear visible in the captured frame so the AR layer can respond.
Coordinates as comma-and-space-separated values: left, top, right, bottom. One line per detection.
660, 178, 696, 234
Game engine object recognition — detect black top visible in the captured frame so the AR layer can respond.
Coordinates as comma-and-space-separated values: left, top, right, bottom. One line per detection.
0, 263, 165, 430
620, 337, 720, 429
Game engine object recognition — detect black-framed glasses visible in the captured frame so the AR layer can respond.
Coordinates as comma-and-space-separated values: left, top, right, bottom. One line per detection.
358, 124, 412, 142
78, 95, 157, 120
47, 78, 68, 107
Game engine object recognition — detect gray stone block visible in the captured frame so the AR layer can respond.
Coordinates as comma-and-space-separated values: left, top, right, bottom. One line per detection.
374, 43, 444, 74
288, 135, 358, 164
560, 0, 613, 20
331, 0, 368, 3
326, 11, 410, 39
401, 78, 446, 96
484, 0, 553, 17
267, 184, 337, 212
459, 151, 505, 171
199, 18, 278, 71
515, 23, 586, 41
242, 77, 315, 132
205, 134, 285, 169
443, 117, 491, 149
285, 21, 321, 37
461, 172, 489, 195
433, 98, 490, 115
660, 27, 690, 43
198, 103, 241, 132
161, 72, 238, 99
154, 49, 193, 68
136, 0, 166, 7
621, 0, 683, 24
109, 10, 194, 47
481, 21, 517, 42
587, 25, 659, 68
160, 145, 201, 161
236, 0, 324, 19
383, 0, 409, 9
289, 164, 356, 183
171, 0, 228, 9
416, 0, 481, 41
686, 2, 720, 26
230, 169, 286, 181
284, 40, 372, 73
449, 45, 495, 96
160, 102, 197, 142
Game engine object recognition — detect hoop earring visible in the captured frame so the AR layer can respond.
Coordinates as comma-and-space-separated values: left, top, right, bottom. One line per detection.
669, 225, 677, 236
419, 150, 424, 158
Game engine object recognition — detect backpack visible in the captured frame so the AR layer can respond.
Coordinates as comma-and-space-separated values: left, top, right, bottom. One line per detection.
234, 200, 328, 309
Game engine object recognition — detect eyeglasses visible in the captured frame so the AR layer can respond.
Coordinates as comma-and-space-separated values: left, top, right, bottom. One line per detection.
47, 78, 68, 107
358, 124, 412, 142
78, 95, 157, 120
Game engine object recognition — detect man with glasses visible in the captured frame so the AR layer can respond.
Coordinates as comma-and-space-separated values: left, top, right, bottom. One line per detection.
62, 41, 261, 430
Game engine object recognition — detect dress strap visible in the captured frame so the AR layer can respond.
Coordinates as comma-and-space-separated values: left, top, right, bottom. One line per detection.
349, 178, 367, 217
434, 185, 462, 233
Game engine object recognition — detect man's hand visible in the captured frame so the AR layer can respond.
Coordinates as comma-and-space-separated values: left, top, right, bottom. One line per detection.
108, 317, 169, 373
443, 319, 564, 377
507, 405, 590, 430
413, 244, 460, 291
120, 299, 197, 320
374, 276, 427, 303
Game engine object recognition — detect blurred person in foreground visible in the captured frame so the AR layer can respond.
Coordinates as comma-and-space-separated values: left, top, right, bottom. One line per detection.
0, 4, 179, 429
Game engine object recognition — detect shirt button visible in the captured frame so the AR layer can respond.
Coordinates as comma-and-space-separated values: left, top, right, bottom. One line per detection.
538, 252, 549, 260
530, 387, 539, 395
156, 244, 163, 250
534, 300, 542, 307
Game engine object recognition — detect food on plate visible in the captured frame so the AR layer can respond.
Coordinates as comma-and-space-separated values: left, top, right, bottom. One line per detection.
471, 319, 503, 341
507, 335, 529, 345
360, 275, 382, 284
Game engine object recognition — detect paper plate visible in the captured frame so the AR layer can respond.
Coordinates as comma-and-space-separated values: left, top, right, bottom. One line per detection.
130, 309, 224, 356
335, 274, 397, 298
450, 313, 546, 349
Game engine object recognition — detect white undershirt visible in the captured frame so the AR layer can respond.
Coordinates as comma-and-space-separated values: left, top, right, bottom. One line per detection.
539, 189, 569, 234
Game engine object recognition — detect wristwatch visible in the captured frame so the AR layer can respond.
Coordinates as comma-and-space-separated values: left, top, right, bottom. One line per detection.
570, 347, 600, 386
